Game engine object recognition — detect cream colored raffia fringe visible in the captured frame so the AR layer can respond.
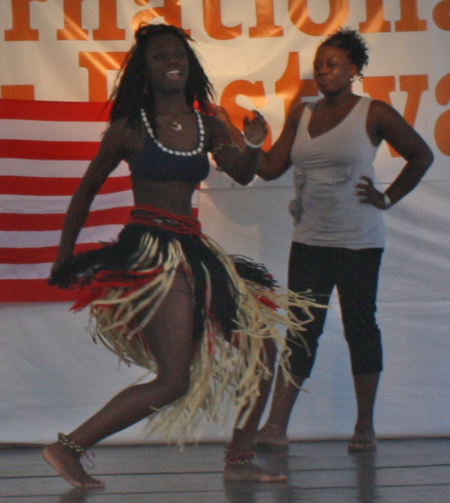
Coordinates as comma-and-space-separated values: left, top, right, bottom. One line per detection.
87, 232, 321, 444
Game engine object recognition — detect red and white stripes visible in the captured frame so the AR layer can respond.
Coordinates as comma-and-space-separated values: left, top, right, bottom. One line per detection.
0, 100, 133, 301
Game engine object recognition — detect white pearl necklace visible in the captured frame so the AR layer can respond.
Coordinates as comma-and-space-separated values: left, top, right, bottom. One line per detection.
140, 108, 205, 156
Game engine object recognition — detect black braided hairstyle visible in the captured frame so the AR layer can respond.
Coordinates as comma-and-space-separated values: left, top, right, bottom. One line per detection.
109, 24, 215, 126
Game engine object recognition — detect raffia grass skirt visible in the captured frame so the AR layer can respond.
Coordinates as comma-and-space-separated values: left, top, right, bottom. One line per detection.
50, 205, 320, 444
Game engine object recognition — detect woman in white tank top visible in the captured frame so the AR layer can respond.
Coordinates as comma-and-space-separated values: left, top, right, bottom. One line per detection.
255, 29, 433, 453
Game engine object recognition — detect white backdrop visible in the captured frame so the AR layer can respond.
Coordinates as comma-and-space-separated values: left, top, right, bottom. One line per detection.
1, 0, 450, 444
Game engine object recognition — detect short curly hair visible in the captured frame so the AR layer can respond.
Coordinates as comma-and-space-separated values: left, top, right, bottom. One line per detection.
320, 28, 369, 76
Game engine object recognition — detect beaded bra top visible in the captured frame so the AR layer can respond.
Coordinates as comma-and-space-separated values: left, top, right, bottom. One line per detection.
128, 109, 210, 183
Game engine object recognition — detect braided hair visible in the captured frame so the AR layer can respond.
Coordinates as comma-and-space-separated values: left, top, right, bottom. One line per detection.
109, 24, 215, 125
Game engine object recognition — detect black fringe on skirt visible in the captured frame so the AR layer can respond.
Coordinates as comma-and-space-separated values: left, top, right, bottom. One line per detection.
49, 223, 277, 342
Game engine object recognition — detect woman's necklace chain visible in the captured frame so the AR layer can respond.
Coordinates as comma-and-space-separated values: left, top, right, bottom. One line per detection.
170, 121, 182, 132
140, 108, 204, 157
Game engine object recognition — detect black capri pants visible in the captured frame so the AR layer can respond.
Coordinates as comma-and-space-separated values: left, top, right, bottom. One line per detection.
287, 242, 384, 377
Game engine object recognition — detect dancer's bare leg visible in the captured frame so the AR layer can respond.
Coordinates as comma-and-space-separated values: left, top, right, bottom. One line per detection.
255, 368, 305, 448
348, 372, 380, 451
224, 340, 287, 482
43, 273, 195, 488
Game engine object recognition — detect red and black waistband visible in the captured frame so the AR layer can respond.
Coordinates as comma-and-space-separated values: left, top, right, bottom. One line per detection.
128, 205, 202, 236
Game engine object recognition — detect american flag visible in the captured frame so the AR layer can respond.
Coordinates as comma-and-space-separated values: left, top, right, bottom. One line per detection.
0, 99, 134, 302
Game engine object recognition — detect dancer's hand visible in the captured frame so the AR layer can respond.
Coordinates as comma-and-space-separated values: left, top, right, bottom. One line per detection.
243, 110, 268, 148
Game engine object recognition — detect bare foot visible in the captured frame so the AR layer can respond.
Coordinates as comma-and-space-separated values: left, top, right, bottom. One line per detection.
223, 462, 287, 482
42, 443, 105, 489
254, 424, 289, 449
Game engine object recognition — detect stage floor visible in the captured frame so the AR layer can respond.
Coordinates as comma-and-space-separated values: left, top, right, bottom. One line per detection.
1, 438, 450, 502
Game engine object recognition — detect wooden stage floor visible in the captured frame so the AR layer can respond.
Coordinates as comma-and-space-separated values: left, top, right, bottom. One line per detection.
1, 438, 450, 502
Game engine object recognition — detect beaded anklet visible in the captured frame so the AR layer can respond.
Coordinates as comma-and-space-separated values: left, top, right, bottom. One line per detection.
57, 433, 95, 468
224, 444, 256, 466
58, 433, 85, 453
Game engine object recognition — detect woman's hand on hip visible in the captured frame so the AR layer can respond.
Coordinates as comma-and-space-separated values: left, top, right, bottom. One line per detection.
354, 176, 388, 210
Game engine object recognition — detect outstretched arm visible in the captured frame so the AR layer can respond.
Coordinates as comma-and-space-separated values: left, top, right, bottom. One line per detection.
52, 120, 127, 271
257, 102, 305, 181
355, 100, 434, 209
209, 109, 268, 185
211, 103, 305, 183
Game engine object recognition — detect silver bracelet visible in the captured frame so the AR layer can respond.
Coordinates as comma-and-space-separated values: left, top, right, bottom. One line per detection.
383, 193, 392, 209
244, 135, 265, 149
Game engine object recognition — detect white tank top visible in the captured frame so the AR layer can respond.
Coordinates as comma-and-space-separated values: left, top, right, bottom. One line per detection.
290, 97, 385, 249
